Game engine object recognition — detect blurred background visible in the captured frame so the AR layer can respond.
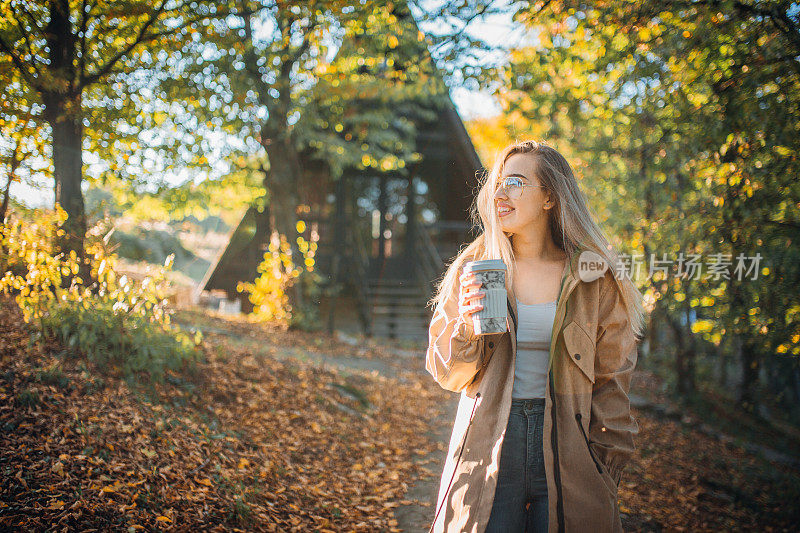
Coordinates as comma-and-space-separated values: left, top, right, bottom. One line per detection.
2, 1, 799, 530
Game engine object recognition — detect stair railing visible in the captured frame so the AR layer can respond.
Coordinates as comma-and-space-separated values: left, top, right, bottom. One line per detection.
416, 222, 445, 292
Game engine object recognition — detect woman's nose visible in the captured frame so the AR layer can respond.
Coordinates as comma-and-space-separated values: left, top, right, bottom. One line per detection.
494, 186, 507, 200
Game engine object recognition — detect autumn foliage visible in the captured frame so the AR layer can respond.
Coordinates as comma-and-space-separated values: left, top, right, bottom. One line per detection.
0, 209, 199, 382
0, 298, 446, 531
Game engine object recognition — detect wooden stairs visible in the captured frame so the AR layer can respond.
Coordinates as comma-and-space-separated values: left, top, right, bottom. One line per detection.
364, 277, 433, 342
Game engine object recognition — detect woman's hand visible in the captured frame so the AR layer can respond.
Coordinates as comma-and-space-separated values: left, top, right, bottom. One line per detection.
458, 270, 485, 326
424, 266, 488, 392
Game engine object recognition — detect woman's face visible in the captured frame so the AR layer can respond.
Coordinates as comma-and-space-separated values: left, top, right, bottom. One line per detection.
494, 153, 553, 235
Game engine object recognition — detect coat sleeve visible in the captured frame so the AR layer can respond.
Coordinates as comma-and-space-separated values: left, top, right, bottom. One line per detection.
425, 273, 486, 393
588, 271, 639, 486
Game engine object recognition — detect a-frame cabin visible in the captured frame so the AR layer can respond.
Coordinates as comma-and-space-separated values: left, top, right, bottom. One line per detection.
199, 8, 484, 341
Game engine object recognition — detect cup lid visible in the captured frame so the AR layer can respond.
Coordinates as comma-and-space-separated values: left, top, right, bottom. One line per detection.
463, 259, 507, 273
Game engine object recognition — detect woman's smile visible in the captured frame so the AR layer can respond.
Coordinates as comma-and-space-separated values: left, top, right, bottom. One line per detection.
498, 203, 515, 217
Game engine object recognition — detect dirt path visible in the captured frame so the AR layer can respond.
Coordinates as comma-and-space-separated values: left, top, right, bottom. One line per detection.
392, 397, 458, 532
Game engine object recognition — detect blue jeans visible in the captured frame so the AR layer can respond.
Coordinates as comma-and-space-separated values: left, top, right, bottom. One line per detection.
485, 398, 548, 533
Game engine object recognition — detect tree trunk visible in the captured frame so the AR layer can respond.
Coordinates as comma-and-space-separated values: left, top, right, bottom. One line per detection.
327, 176, 347, 334
0, 158, 18, 276
43, 0, 91, 284
49, 108, 88, 268
263, 134, 305, 316
405, 173, 417, 277
1, 161, 16, 225
727, 262, 760, 411
667, 311, 696, 397
234, 164, 274, 314
738, 338, 760, 411
793, 367, 800, 410
643, 298, 664, 365
723, 334, 741, 390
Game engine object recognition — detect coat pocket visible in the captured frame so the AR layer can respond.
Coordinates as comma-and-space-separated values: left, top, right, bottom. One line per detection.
575, 413, 617, 494
563, 321, 595, 383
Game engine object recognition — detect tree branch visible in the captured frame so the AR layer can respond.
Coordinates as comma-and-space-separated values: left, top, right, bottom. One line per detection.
5, 4, 45, 84
762, 219, 800, 231
426, 1, 507, 55
0, 35, 43, 93
79, 2, 241, 90
15, 1, 45, 35
78, 0, 170, 89
78, 0, 92, 82
239, 0, 276, 108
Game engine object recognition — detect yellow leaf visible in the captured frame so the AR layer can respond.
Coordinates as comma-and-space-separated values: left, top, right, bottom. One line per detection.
51, 461, 65, 477
197, 478, 213, 487
155, 516, 172, 523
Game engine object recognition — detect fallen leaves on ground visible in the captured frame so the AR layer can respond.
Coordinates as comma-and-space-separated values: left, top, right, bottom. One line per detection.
0, 298, 445, 531
2, 297, 798, 531
618, 371, 800, 531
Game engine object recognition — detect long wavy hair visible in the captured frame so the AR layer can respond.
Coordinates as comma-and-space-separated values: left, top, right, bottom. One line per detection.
427, 139, 646, 339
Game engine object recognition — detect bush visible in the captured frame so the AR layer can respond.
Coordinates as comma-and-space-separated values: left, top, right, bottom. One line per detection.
237, 230, 324, 331
40, 296, 198, 380
288, 267, 325, 332
0, 207, 201, 382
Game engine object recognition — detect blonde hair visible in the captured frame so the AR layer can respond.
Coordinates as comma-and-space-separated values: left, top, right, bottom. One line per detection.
427, 139, 646, 339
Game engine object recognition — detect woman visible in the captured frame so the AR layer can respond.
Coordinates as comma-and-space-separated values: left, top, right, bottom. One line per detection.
425, 140, 644, 533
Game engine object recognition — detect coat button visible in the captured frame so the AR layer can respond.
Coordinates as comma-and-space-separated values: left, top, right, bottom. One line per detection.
575, 353, 581, 360
488, 341, 494, 349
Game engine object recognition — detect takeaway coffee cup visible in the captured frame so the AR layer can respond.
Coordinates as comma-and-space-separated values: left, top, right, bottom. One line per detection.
463, 259, 508, 335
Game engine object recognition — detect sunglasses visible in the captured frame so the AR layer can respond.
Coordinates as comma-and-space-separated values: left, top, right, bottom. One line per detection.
496, 176, 547, 199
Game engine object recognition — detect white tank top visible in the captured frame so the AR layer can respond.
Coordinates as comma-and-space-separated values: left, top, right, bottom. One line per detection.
511, 298, 557, 399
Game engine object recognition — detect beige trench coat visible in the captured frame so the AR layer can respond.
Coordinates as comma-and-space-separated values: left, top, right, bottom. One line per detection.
425, 249, 639, 532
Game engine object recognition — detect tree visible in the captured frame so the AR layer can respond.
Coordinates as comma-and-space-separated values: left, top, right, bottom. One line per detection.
506, 1, 800, 412
0, 65, 47, 224
0, 0, 228, 278
160, 0, 505, 313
